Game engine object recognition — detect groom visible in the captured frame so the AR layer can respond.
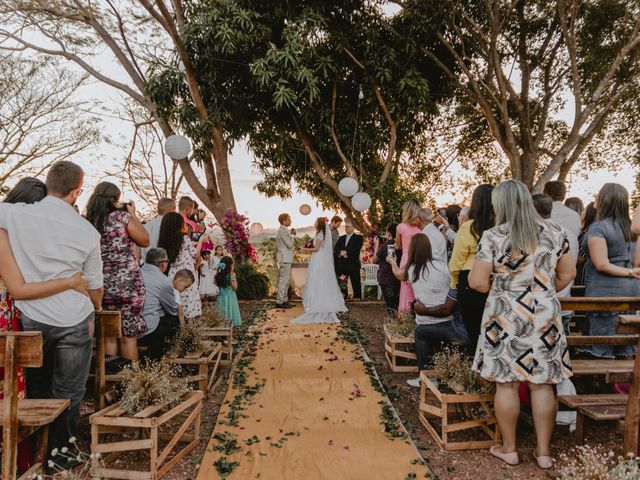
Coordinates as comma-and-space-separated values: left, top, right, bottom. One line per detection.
276, 213, 295, 309
334, 219, 363, 299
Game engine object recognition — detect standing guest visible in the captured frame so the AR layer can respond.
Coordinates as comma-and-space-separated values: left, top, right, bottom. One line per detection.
582, 183, 640, 358
178, 196, 198, 235
442, 204, 462, 250
85, 182, 149, 362
395, 199, 423, 313
0, 161, 104, 467
565, 197, 584, 217
448, 184, 495, 351
212, 245, 225, 269
275, 213, 295, 309
533, 193, 578, 334
633, 204, 640, 235
374, 223, 401, 316
216, 256, 242, 327
0, 178, 89, 472
458, 206, 470, 226
198, 250, 218, 299
388, 234, 465, 388
576, 201, 598, 287
469, 180, 575, 469
330, 215, 343, 248
138, 248, 190, 361
173, 269, 195, 327
417, 208, 447, 266
334, 219, 364, 299
158, 212, 204, 319
544, 181, 581, 238
142, 198, 176, 261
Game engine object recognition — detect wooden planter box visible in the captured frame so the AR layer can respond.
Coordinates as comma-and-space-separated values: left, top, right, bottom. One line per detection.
201, 327, 233, 365
166, 341, 222, 393
418, 371, 500, 451
90, 390, 204, 480
383, 325, 418, 373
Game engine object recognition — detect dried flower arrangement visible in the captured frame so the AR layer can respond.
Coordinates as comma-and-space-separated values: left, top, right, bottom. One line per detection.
385, 312, 415, 338
201, 303, 231, 328
119, 361, 188, 414
431, 346, 493, 395
558, 445, 640, 480
167, 319, 211, 358
29, 437, 104, 479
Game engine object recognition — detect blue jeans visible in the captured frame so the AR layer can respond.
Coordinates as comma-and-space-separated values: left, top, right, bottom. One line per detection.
583, 311, 636, 358
21, 313, 93, 456
414, 321, 466, 371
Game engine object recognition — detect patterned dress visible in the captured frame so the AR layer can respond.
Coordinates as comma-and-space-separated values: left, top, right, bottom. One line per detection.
168, 236, 202, 319
101, 211, 147, 337
472, 221, 573, 384
0, 281, 25, 398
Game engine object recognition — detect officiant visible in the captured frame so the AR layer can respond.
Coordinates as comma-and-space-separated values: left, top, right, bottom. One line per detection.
334, 219, 363, 299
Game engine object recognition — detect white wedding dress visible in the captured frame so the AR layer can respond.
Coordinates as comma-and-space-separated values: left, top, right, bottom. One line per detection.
291, 224, 347, 324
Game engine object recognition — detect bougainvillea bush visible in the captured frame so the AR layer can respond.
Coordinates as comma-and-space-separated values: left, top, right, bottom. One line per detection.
221, 210, 258, 262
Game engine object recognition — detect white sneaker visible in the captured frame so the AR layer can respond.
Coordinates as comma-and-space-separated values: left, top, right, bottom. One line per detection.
406, 377, 421, 388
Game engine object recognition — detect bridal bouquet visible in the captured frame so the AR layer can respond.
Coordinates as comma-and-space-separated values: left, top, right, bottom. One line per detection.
304, 239, 314, 249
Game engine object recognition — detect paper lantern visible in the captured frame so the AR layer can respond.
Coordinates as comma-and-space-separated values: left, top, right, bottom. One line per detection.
352, 192, 372, 212
338, 177, 359, 197
299, 204, 312, 215
249, 222, 264, 236
164, 134, 191, 160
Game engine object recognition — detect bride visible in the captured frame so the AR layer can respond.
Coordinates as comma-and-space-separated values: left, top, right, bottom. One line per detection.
291, 217, 347, 324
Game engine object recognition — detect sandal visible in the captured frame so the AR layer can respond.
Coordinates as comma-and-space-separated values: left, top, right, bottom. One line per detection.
489, 445, 519, 466
534, 452, 554, 469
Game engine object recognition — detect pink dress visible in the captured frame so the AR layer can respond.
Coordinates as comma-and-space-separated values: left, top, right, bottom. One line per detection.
396, 223, 422, 314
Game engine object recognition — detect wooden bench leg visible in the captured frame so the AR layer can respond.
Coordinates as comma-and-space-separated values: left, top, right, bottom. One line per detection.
575, 411, 585, 444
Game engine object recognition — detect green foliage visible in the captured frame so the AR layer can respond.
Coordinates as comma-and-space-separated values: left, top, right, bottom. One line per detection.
235, 261, 270, 300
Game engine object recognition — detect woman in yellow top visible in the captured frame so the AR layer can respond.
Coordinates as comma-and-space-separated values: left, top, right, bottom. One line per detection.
448, 184, 494, 351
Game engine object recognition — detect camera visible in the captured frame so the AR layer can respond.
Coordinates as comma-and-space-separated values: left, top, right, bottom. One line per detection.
116, 201, 132, 212
190, 231, 204, 242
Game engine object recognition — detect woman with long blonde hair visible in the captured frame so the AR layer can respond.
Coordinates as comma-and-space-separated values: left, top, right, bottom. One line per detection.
469, 180, 575, 469
395, 199, 422, 313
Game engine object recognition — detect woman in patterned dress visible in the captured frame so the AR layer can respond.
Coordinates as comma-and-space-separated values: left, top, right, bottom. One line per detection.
1, 178, 88, 472
469, 180, 575, 469
85, 182, 149, 361
395, 200, 422, 314
158, 212, 205, 319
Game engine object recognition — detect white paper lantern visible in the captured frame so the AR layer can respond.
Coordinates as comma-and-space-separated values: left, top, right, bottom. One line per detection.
299, 204, 312, 215
249, 222, 264, 236
165, 134, 191, 160
338, 177, 359, 197
352, 192, 372, 212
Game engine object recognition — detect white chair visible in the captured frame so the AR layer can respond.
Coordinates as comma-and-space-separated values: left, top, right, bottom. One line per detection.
361, 264, 382, 300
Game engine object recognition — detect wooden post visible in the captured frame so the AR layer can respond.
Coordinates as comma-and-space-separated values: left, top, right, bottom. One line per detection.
95, 312, 122, 411
3, 336, 18, 480
617, 314, 640, 455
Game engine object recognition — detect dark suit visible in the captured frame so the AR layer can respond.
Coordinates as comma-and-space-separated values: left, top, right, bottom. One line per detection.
334, 233, 363, 299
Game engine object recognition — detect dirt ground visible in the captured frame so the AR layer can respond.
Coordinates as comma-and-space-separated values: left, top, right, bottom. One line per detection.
80, 300, 625, 480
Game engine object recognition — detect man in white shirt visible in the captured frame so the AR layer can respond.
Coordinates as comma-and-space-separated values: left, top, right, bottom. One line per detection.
417, 208, 448, 267
544, 180, 581, 238
141, 197, 176, 261
0, 161, 103, 464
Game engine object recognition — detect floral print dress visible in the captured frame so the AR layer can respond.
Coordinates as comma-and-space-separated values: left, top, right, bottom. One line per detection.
101, 211, 147, 337
0, 281, 25, 398
169, 236, 202, 319
472, 221, 573, 384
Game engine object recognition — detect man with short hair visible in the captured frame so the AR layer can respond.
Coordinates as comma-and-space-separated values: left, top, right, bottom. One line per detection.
543, 180, 581, 237
416, 208, 448, 267
329, 215, 343, 248
141, 197, 176, 261
334, 220, 363, 299
139, 248, 186, 360
178, 195, 198, 234
275, 213, 294, 308
0, 160, 103, 465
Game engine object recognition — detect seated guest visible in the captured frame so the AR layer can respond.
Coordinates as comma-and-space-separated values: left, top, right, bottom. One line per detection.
139, 249, 193, 361
85, 182, 149, 361
414, 288, 469, 347
387, 234, 465, 388
374, 223, 401, 316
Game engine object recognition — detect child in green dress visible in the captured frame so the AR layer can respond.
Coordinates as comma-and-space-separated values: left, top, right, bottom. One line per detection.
216, 256, 241, 327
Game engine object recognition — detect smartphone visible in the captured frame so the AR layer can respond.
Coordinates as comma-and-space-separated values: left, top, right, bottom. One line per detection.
387, 244, 396, 259
190, 231, 203, 242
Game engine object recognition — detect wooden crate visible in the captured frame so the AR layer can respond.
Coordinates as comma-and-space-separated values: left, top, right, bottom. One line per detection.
383, 325, 418, 373
90, 390, 204, 480
418, 371, 500, 451
166, 341, 222, 393
201, 327, 233, 365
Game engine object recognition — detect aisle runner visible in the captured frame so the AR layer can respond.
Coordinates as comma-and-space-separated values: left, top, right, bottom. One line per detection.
197, 306, 429, 480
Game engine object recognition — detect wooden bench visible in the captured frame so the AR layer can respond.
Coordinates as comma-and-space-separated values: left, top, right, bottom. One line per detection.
0, 332, 69, 480
558, 394, 628, 443
94, 311, 122, 411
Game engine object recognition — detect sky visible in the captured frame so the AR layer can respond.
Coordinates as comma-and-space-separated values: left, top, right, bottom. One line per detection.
14, 6, 638, 228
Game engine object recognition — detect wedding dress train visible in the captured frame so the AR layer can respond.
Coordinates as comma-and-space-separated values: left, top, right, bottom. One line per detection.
291, 223, 347, 324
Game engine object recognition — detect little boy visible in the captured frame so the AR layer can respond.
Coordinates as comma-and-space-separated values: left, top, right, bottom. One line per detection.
173, 269, 195, 328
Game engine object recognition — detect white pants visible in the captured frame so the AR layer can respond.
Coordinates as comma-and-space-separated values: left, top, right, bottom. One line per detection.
277, 262, 292, 303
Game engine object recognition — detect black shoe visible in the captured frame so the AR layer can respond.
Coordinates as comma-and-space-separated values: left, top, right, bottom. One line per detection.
283, 302, 294, 308
275, 303, 288, 309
